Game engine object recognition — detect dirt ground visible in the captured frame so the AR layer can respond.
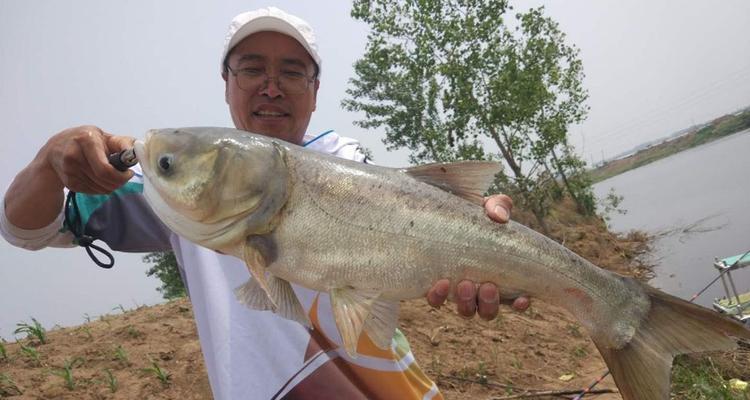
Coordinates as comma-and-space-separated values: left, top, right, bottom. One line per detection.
1, 199, 747, 399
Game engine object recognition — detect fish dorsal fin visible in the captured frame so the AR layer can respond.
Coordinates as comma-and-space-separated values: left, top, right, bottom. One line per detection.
330, 288, 392, 357
363, 298, 400, 350
404, 161, 502, 205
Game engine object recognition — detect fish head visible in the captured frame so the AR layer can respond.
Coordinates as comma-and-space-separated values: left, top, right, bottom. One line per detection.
135, 127, 290, 246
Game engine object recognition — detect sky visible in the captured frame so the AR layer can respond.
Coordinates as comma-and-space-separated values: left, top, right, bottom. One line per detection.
1, 1, 749, 337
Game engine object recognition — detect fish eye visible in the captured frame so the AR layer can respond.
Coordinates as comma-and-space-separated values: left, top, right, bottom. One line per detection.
158, 154, 174, 173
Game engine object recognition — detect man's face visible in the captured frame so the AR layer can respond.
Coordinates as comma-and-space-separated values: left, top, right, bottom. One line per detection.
223, 31, 319, 145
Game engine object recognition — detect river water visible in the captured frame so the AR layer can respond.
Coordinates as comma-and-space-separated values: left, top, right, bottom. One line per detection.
593, 129, 750, 309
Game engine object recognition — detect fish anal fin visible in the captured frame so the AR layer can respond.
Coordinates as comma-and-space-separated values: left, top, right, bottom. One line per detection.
242, 241, 276, 310
405, 161, 502, 205
330, 288, 382, 357
594, 286, 750, 400
363, 298, 400, 350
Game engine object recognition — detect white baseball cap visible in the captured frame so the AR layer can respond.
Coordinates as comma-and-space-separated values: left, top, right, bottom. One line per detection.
220, 7, 322, 76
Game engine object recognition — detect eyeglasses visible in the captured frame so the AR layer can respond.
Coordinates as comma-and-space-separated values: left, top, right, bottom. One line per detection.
226, 65, 314, 95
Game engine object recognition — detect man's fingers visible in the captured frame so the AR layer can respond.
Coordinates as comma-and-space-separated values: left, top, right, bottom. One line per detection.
484, 194, 513, 223
511, 296, 530, 312
477, 283, 500, 320
104, 132, 136, 153
427, 279, 450, 308
455, 280, 477, 317
77, 130, 131, 190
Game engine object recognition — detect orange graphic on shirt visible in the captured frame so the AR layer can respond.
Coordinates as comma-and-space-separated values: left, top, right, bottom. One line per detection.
272, 294, 442, 400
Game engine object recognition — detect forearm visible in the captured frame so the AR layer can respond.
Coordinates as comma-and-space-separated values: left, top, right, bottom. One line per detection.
4, 154, 65, 230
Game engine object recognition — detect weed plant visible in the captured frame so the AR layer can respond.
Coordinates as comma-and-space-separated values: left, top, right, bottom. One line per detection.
102, 368, 118, 393
0, 373, 23, 396
14, 318, 47, 344
143, 358, 171, 384
51, 357, 85, 390
672, 356, 748, 400
113, 344, 129, 365
19, 344, 41, 365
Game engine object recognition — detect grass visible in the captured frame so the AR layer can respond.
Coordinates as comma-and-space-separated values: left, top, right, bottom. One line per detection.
78, 326, 94, 340
672, 355, 749, 400
102, 368, 118, 393
571, 345, 588, 358
0, 373, 23, 396
19, 344, 41, 366
113, 344, 130, 365
14, 317, 47, 344
142, 358, 171, 385
50, 357, 85, 390
0, 339, 7, 361
126, 325, 145, 339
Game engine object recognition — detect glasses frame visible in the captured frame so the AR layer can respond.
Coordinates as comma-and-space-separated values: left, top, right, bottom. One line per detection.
226, 64, 315, 95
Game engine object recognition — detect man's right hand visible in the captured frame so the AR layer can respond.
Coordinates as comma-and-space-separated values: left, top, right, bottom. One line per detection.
43, 126, 135, 194
4, 126, 134, 229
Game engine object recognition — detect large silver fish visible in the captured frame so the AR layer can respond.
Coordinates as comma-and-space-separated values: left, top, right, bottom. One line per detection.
134, 127, 750, 400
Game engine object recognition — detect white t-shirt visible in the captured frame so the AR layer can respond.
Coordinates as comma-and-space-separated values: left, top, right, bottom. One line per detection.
1, 130, 442, 400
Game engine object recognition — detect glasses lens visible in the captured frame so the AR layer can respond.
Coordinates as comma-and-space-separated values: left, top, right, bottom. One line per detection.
279, 76, 309, 94
235, 71, 309, 94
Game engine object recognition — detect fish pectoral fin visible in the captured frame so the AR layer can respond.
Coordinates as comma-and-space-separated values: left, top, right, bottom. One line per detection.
233, 271, 310, 328
267, 276, 311, 329
234, 276, 275, 311
241, 242, 277, 310
363, 298, 400, 350
330, 288, 382, 357
405, 161, 502, 205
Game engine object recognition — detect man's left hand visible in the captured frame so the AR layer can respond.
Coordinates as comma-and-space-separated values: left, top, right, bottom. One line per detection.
425, 194, 531, 320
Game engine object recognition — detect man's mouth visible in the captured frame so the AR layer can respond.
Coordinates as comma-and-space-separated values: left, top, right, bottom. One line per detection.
253, 110, 289, 118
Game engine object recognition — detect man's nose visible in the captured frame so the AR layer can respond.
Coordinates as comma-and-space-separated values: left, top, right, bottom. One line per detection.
259, 76, 284, 98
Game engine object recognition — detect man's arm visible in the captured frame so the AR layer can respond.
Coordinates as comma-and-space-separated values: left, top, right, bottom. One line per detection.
426, 194, 530, 320
4, 126, 133, 230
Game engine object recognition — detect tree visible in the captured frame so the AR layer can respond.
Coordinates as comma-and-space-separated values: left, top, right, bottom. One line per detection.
343, 0, 591, 231
144, 252, 186, 300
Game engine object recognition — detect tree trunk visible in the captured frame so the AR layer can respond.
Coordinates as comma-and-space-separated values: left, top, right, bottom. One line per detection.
550, 147, 584, 214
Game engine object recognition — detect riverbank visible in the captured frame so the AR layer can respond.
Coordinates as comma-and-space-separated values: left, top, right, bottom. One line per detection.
589, 108, 750, 183
1, 199, 747, 399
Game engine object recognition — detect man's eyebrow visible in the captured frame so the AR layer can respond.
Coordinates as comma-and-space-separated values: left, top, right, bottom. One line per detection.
280, 58, 309, 70
234, 54, 265, 64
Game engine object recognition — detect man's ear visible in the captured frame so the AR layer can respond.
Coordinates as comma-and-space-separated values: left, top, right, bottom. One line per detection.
222, 72, 229, 104
312, 79, 320, 111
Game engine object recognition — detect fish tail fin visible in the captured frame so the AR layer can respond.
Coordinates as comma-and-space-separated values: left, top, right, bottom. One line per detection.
593, 287, 750, 400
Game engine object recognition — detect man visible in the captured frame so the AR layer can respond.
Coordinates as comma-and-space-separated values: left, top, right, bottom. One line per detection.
2, 7, 527, 399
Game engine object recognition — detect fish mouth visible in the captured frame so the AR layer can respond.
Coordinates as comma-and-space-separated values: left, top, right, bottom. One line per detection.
134, 130, 158, 170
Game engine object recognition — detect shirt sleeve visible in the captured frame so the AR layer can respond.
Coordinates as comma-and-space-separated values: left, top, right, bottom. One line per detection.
1, 165, 173, 253
0, 196, 75, 250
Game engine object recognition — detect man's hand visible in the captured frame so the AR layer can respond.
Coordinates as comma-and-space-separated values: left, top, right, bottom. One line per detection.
425, 194, 531, 320
4, 125, 134, 230
43, 125, 135, 194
